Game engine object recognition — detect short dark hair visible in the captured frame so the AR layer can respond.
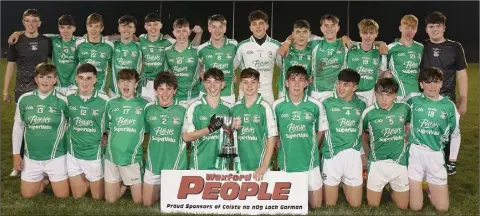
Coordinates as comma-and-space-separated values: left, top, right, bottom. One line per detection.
87, 13, 103, 26
118, 15, 137, 26
293, 20, 310, 30
425, 11, 447, 26
375, 78, 399, 94
204, 68, 224, 81
320, 14, 339, 25
154, 71, 178, 90
337, 69, 361, 85
35, 62, 56, 77
58, 15, 75, 26
23, 9, 40, 19
144, 13, 161, 23
419, 67, 444, 83
76, 63, 97, 76
208, 14, 227, 25
117, 68, 139, 82
286, 65, 308, 80
248, 10, 268, 24
173, 18, 189, 28
240, 68, 260, 80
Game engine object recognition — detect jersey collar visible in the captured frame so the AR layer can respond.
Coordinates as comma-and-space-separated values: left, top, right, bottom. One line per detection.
333, 91, 359, 102
373, 100, 395, 111
155, 98, 178, 110
84, 34, 105, 44
34, 88, 55, 100
241, 93, 263, 107
249, 35, 271, 43
285, 93, 308, 104
171, 41, 193, 52
75, 89, 98, 101
421, 93, 444, 101
208, 36, 228, 48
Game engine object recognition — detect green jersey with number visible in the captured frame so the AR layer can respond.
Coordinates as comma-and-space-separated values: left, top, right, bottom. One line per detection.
51, 36, 78, 87
197, 37, 238, 96
361, 101, 410, 165
17, 90, 68, 160
404, 93, 460, 151
110, 40, 142, 95
232, 94, 278, 171
279, 44, 314, 97
105, 96, 148, 165
273, 94, 328, 172
165, 43, 201, 101
145, 100, 187, 174
311, 39, 348, 92
183, 96, 231, 170
75, 35, 114, 91
387, 39, 424, 97
67, 90, 109, 160
139, 34, 174, 80
347, 43, 386, 92
321, 92, 367, 159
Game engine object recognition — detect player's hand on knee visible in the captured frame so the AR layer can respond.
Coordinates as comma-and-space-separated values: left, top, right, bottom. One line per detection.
208, 114, 223, 133
447, 161, 457, 175
101, 133, 108, 147
13, 154, 23, 171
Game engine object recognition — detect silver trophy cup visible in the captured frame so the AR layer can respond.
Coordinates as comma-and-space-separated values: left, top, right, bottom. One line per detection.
218, 115, 238, 158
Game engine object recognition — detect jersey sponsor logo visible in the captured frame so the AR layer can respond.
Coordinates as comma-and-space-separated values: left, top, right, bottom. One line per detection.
397, 53, 406, 57
287, 123, 306, 133
31, 44, 38, 51
433, 48, 441, 57
290, 61, 308, 70
210, 62, 229, 70
173, 117, 181, 125
73, 117, 94, 127
337, 118, 356, 127
415, 107, 424, 112
418, 119, 439, 129
135, 107, 143, 115
206, 54, 213, 59
379, 128, 403, 142
28, 115, 51, 124
85, 59, 101, 67
252, 60, 272, 73
200, 116, 208, 121
352, 57, 360, 61
116, 117, 137, 127
374, 118, 383, 123
154, 126, 175, 136
92, 109, 99, 116
70, 106, 77, 111
117, 58, 133, 66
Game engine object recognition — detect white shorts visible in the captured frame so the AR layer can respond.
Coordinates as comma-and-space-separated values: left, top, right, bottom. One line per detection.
239, 86, 274, 105
21, 155, 68, 183
220, 94, 236, 108
55, 85, 74, 96
66, 153, 103, 182
143, 169, 161, 185
307, 166, 323, 191
311, 91, 333, 102
356, 89, 375, 107
367, 160, 409, 192
141, 80, 157, 102
408, 144, 448, 185
322, 148, 363, 187
104, 159, 143, 186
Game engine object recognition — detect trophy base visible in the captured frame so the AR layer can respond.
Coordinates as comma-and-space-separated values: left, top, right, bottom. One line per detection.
218, 147, 238, 158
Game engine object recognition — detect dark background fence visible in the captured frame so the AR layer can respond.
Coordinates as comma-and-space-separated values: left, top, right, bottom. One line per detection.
1, 1, 478, 62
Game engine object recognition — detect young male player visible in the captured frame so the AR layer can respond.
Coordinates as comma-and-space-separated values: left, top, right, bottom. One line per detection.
143, 71, 187, 206
104, 69, 148, 204
403, 67, 461, 212
109, 15, 142, 98
273, 65, 327, 209
347, 19, 388, 106
12, 63, 69, 198
139, 13, 203, 102
66, 63, 109, 199
197, 14, 238, 105
231, 68, 277, 179
386, 14, 424, 100
361, 78, 410, 209
75, 13, 114, 92
182, 68, 231, 170
236, 10, 282, 105
165, 18, 201, 106
319, 69, 366, 207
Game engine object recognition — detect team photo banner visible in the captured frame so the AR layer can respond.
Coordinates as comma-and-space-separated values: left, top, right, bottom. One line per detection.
160, 170, 308, 215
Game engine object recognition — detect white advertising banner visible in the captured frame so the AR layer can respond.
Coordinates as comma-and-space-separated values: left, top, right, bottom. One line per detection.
161, 170, 308, 215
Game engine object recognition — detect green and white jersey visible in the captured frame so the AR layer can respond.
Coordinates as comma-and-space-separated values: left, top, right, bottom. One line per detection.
346, 43, 386, 92
110, 40, 142, 95
273, 94, 328, 172
279, 44, 314, 97
387, 39, 424, 97
361, 101, 411, 165
139, 34, 175, 80
67, 90, 109, 161
320, 92, 367, 159
17, 89, 68, 160
105, 96, 148, 165
182, 96, 231, 170
165, 43, 201, 101
236, 36, 282, 93
311, 39, 348, 92
197, 37, 238, 96
145, 100, 187, 175
231, 94, 278, 171
51, 36, 78, 87
75, 35, 114, 91
404, 93, 460, 152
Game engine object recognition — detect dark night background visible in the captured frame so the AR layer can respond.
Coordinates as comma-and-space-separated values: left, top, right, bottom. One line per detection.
1, 1, 478, 62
